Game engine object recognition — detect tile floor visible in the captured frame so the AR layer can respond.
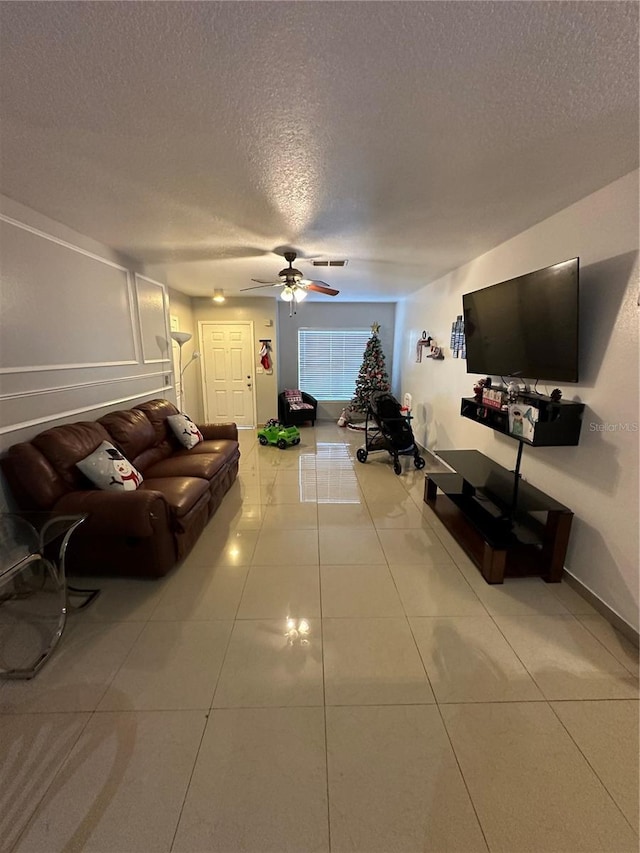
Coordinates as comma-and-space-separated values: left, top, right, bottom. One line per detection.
1, 424, 638, 852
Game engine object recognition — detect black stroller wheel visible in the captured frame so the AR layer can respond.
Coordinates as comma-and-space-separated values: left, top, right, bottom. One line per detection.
356, 448, 368, 463
414, 456, 426, 469
393, 460, 402, 475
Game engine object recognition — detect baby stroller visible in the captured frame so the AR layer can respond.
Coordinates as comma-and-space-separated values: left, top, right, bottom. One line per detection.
356, 391, 426, 475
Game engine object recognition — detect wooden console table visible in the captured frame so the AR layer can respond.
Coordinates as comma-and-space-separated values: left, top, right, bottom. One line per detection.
424, 450, 573, 584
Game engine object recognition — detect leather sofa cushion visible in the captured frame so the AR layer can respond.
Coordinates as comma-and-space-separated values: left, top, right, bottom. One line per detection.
144, 453, 227, 480
173, 439, 239, 460
32, 421, 112, 490
135, 399, 180, 444
2, 442, 68, 509
99, 408, 156, 461
141, 476, 209, 518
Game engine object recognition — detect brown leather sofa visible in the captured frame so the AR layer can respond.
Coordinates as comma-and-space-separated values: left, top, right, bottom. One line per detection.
1, 399, 240, 578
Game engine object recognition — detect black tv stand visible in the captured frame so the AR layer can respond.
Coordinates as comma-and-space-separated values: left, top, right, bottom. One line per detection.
424, 450, 573, 584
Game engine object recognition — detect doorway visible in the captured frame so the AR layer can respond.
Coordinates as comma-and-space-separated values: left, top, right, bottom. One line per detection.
198, 321, 256, 427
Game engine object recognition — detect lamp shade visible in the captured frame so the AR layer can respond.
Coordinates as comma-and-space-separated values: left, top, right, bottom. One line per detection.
170, 331, 192, 345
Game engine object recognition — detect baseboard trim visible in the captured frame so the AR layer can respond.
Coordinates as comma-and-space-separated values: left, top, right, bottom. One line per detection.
562, 571, 639, 648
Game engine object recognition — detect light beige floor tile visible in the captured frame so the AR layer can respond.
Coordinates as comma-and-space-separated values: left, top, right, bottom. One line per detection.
14, 710, 206, 853
0, 620, 144, 713
493, 613, 639, 700
183, 529, 259, 568
366, 499, 433, 529
252, 529, 319, 565
552, 699, 639, 832
327, 705, 487, 852
150, 563, 248, 621
213, 619, 324, 708
472, 577, 572, 616
0, 712, 90, 852
406, 479, 429, 507
442, 702, 639, 853
357, 475, 410, 503
377, 527, 451, 566
410, 616, 544, 703
98, 620, 233, 710
320, 564, 404, 617
390, 562, 486, 616
70, 576, 166, 622
546, 579, 600, 615
315, 474, 363, 505
237, 564, 320, 619
207, 501, 266, 530
577, 613, 639, 675
323, 617, 434, 705
267, 480, 317, 504
272, 458, 318, 475
319, 527, 385, 565
273, 469, 317, 486
173, 708, 329, 853
446, 550, 492, 593
230, 487, 267, 506
317, 503, 373, 528
261, 502, 318, 529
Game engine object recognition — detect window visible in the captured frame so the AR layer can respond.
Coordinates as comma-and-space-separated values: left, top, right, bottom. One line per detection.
298, 329, 370, 400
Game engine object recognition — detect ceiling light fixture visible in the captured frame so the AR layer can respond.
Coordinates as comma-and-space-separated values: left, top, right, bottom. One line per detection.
280, 285, 307, 303
213, 289, 225, 303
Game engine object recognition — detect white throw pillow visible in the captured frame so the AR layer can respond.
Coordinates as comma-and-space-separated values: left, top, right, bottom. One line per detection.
167, 413, 204, 449
76, 441, 144, 491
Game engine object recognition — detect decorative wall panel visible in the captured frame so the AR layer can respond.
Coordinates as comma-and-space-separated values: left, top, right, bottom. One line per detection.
0, 207, 174, 456
135, 274, 171, 364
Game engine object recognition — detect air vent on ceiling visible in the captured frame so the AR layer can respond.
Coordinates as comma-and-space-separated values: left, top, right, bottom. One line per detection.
312, 259, 348, 267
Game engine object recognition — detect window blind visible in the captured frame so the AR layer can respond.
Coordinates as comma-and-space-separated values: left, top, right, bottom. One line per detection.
298, 329, 370, 400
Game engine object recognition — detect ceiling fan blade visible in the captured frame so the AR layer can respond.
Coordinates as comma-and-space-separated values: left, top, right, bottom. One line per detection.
251, 278, 282, 284
240, 283, 282, 291
304, 281, 340, 296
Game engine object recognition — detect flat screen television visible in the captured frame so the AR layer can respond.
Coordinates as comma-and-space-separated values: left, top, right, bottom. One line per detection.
463, 257, 579, 382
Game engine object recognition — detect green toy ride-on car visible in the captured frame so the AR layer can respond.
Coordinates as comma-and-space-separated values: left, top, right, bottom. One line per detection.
257, 420, 301, 449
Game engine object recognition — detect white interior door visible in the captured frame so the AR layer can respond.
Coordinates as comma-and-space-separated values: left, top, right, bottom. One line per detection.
199, 322, 256, 427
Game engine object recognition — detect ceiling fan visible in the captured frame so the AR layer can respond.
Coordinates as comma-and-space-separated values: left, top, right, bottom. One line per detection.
240, 251, 339, 310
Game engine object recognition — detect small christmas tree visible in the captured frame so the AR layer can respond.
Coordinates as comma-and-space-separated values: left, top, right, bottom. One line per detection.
351, 322, 391, 414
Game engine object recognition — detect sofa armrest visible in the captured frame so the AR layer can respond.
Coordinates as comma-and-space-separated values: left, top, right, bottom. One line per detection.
301, 392, 318, 408
198, 422, 238, 441
52, 490, 168, 538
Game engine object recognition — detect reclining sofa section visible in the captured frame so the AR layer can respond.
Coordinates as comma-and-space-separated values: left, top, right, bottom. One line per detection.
1, 399, 240, 578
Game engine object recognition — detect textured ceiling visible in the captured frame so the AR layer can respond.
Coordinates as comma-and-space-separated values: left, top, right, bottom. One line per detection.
1, 1, 638, 301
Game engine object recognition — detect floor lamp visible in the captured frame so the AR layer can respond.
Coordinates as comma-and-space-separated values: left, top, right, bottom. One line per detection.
170, 331, 192, 410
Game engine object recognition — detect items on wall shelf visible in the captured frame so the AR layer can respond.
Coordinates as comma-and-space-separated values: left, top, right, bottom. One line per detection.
450, 315, 466, 358
259, 339, 273, 373
416, 331, 444, 361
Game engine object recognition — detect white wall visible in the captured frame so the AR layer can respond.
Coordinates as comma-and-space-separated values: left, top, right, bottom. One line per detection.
395, 170, 639, 631
192, 296, 279, 426
278, 302, 397, 420
0, 195, 176, 505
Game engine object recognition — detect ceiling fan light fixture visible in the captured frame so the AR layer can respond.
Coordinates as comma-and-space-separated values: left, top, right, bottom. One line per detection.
213, 289, 225, 303
293, 287, 307, 302
281, 286, 294, 302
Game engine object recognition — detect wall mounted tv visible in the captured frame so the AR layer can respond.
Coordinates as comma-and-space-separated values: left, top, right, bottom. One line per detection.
463, 257, 579, 383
